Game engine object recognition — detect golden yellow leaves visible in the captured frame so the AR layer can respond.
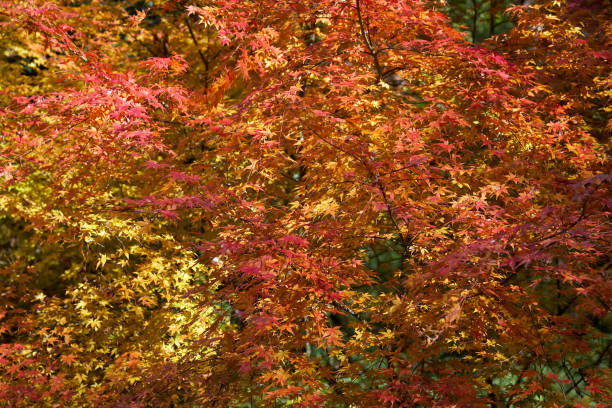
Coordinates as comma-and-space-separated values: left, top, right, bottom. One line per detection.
96, 254, 108, 269
84, 318, 102, 331
310, 197, 340, 217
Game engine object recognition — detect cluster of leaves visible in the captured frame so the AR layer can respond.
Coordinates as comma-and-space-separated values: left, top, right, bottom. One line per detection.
0, 0, 610, 407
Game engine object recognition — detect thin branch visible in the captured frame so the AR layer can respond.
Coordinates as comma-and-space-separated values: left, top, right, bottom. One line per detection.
356, 0, 383, 81
565, 342, 611, 395
309, 130, 410, 246
540, 202, 588, 242
184, 15, 209, 89
561, 359, 583, 397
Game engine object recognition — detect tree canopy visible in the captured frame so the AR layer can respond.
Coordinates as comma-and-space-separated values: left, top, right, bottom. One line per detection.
0, 0, 610, 406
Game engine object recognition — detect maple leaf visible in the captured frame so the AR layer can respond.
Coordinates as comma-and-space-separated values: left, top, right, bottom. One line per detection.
60, 354, 77, 366
0, 0, 609, 406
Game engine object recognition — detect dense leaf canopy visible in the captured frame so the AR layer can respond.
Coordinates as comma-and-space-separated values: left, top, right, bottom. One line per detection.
0, 0, 610, 406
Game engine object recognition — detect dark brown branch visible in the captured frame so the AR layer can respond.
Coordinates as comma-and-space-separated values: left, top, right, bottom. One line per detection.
310, 130, 409, 247
564, 342, 611, 395
540, 202, 588, 242
184, 15, 209, 89
356, 0, 383, 81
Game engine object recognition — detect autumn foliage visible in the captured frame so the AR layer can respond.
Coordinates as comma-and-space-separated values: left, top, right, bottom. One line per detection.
0, 0, 610, 406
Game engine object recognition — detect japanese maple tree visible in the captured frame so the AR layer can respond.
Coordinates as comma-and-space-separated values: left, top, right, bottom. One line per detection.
0, 0, 610, 407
